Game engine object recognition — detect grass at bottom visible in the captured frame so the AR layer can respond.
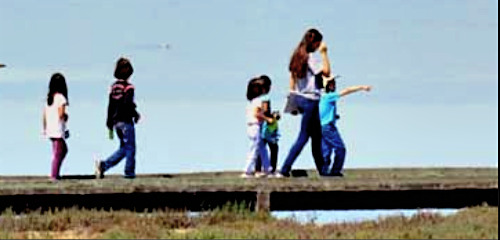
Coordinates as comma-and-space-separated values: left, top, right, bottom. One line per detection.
0, 204, 497, 239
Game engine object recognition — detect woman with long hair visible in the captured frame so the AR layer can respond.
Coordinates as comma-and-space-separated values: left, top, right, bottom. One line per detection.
280, 28, 332, 177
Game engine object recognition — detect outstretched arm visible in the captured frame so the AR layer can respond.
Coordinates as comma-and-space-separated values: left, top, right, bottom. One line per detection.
339, 85, 372, 97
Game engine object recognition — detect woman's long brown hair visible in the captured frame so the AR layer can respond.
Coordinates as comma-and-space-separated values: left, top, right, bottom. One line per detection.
289, 28, 323, 79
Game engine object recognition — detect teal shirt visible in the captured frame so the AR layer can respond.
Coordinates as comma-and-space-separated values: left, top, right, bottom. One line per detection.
319, 92, 340, 126
259, 94, 270, 102
259, 94, 280, 142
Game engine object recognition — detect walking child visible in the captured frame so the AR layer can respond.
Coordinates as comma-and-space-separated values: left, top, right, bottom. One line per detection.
95, 57, 140, 179
243, 77, 273, 178
255, 75, 281, 173
42, 73, 69, 181
319, 76, 371, 176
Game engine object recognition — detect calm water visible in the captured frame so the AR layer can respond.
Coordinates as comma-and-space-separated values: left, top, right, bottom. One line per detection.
272, 209, 459, 224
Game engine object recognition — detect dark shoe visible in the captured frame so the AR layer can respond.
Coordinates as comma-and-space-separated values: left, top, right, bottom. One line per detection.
279, 171, 291, 178
291, 169, 308, 177
330, 172, 344, 177
124, 175, 136, 179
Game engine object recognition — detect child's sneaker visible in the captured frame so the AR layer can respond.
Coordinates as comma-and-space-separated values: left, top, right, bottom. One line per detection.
240, 173, 254, 179
269, 172, 284, 178
255, 172, 269, 178
94, 158, 104, 179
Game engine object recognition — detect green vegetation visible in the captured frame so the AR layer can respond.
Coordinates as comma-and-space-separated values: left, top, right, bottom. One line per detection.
0, 168, 497, 195
0, 205, 497, 239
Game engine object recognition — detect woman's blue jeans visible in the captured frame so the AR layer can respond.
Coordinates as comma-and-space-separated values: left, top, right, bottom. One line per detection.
280, 96, 323, 175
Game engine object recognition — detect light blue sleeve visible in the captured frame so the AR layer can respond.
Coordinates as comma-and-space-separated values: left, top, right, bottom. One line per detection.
322, 92, 340, 103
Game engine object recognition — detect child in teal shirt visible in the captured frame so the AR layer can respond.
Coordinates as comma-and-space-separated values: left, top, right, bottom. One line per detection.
319, 76, 371, 176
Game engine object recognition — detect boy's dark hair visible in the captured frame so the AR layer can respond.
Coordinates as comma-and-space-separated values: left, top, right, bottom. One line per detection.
114, 57, 134, 80
246, 77, 262, 101
47, 72, 68, 106
325, 78, 336, 93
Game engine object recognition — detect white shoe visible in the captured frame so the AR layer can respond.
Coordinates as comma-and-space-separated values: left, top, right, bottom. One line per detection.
255, 172, 269, 178
94, 157, 104, 179
269, 172, 284, 178
240, 173, 254, 179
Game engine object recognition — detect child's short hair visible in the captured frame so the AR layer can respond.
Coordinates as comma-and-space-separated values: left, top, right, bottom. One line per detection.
323, 75, 337, 93
114, 57, 134, 80
246, 77, 262, 101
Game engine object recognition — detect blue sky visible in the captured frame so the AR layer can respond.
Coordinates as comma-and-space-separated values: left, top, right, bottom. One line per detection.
0, 0, 498, 176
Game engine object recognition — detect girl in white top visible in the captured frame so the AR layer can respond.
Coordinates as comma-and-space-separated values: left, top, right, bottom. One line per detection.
42, 73, 69, 181
243, 77, 273, 178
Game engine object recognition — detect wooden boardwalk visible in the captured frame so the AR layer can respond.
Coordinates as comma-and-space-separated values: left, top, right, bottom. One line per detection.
0, 168, 497, 213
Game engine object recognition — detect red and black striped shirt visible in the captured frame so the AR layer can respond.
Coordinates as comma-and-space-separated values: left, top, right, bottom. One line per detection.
106, 79, 139, 129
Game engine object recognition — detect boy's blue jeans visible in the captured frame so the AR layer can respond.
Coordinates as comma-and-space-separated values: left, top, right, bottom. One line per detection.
281, 96, 323, 175
103, 122, 136, 177
321, 122, 346, 175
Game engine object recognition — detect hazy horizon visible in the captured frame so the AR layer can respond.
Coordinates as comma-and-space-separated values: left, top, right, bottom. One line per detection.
0, 0, 498, 176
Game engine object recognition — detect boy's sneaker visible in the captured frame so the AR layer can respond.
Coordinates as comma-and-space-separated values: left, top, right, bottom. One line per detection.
94, 159, 105, 179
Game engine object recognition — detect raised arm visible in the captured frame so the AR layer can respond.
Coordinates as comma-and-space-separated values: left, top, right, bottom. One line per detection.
318, 42, 331, 77
339, 85, 372, 97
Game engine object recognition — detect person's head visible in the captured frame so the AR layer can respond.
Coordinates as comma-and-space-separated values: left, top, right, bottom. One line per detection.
246, 77, 263, 101
47, 72, 68, 106
260, 75, 272, 94
114, 57, 134, 80
289, 28, 324, 79
324, 76, 336, 93
303, 28, 323, 52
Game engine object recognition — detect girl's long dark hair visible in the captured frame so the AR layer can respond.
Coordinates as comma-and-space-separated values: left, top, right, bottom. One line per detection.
47, 73, 68, 106
289, 28, 323, 79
